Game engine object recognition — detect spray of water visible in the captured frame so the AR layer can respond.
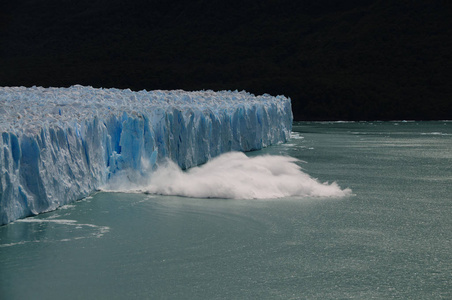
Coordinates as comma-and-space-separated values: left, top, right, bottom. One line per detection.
103, 152, 351, 199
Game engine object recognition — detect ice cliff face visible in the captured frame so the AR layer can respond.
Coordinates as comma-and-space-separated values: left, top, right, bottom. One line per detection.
0, 86, 292, 225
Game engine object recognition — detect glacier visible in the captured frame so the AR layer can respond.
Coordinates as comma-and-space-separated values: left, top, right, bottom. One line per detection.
0, 85, 292, 225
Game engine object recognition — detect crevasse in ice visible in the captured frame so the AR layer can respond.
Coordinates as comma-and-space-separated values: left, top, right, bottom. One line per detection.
0, 85, 292, 225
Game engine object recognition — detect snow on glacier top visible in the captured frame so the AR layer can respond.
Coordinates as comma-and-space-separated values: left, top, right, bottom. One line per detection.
0, 85, 289, 135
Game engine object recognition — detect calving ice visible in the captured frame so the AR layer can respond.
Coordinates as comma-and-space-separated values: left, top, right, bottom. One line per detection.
0, 85, 292, 225
109, 151, 352, 199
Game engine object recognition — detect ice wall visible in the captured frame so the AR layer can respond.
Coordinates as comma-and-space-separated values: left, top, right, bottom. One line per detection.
0, 86, 292, 225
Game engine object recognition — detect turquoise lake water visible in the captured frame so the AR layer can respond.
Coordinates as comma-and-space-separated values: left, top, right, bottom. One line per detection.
1, 121, 451, 299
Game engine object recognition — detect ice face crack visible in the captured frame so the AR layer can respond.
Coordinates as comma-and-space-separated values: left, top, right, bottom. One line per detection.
0, 86, 292, 224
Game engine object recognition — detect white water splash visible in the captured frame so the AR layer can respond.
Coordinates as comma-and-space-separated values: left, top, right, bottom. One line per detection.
104, 152, 351, 199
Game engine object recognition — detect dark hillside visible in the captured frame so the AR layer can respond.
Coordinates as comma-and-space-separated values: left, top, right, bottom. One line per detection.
1, 0, 451, 120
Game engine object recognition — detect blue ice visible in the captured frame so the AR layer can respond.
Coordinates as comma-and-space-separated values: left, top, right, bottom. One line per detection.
0, 86, 292, 224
